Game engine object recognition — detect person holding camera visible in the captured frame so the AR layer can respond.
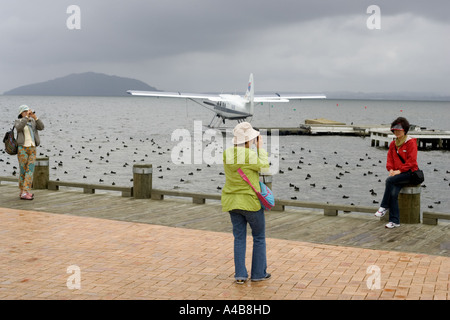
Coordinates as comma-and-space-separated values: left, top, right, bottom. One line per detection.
221, 122, 271, 284
14, 105, 45, 200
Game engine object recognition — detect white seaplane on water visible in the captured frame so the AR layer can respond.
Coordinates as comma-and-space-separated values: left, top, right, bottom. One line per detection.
127, 73, 326, 128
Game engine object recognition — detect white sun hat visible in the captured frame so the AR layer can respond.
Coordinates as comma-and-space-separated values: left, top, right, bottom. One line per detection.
232, 122, 260, 145
18, 105, 30, 116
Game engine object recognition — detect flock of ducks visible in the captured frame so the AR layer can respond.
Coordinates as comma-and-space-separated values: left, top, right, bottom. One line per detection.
1, 134, 449, 209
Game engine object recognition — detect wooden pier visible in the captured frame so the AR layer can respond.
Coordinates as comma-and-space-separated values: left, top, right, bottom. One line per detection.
256, 118, 450, 150
370, 129, 450, 150
1, 154, 450, 257
255, 118, 391, 137
255, 124, 387, 136
2, 156, 449, 225
0, 183, 449, 257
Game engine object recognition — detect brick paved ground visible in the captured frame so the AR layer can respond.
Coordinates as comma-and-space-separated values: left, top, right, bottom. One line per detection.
0, 207, 448, 300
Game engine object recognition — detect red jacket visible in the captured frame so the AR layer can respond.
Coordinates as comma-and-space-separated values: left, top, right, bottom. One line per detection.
386, 136, 419, 173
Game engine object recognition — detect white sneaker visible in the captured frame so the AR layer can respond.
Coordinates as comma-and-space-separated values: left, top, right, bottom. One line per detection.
385, 222, 400, 229
375, 207, 388, 218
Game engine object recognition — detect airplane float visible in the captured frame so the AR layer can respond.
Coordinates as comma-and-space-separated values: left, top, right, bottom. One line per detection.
127, 74, 326, 128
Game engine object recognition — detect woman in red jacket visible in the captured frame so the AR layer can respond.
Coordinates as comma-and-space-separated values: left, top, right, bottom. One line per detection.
375, 117, 419, 228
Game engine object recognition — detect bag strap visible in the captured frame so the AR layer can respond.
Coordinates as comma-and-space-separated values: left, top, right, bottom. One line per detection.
237, 168, 259, 194
394, 145, 405, 164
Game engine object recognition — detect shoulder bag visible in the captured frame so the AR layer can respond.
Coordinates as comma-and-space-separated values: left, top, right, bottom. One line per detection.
237, 168, 275, 210
3, 125, 18, 155
394, 145, 424, 185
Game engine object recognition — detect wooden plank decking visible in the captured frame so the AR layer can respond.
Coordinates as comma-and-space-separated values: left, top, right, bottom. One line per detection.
1, 184, 448, 257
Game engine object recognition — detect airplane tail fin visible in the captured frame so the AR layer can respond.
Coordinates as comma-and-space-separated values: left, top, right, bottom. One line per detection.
244, 73, 254, 115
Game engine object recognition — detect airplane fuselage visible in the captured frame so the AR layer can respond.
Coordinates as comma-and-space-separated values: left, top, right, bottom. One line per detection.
203, 95, 251, 120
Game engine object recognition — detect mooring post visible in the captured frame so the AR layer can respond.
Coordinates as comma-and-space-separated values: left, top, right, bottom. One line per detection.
133, 164, 153, 199
381, 184, 421, 224
398, 184, 421, 224
33, 157, 49, 189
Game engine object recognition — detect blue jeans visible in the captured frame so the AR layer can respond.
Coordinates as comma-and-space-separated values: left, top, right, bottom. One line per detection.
229, 208, 267, 281
380, 172, 412, 224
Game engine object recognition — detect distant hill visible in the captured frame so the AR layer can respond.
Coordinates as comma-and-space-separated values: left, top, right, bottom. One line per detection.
3, 72, 158, 96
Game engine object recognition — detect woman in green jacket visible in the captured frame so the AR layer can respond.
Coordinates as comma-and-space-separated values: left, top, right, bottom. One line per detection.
222, 122, 271, 284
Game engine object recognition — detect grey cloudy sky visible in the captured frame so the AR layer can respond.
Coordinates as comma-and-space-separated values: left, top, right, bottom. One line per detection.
1, 0, 449, 95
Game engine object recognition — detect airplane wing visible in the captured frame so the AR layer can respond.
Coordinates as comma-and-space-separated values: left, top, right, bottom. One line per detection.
253, 94, 326, 103
127, 90, 224, 101
127, 90, 326, 102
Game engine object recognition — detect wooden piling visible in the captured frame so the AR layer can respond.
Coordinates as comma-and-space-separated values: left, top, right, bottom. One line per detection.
398, 184, 421, 224
133, 164, 152, 199
33, 157, 49, 190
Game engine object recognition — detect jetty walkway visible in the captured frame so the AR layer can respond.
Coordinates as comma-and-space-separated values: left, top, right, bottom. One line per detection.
256, 118, 450, 150
0, 184, 448, 300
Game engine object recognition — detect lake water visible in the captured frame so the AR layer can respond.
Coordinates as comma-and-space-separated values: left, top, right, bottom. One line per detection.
1, 95, 449, 211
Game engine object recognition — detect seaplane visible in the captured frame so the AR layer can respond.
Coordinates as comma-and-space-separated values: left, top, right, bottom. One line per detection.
127, 73, 326, 128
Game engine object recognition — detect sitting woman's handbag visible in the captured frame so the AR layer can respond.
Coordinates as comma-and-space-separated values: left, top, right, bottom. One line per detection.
410, 169, 425, 185
395, 146, 424, 185
238, 168, 275, 210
